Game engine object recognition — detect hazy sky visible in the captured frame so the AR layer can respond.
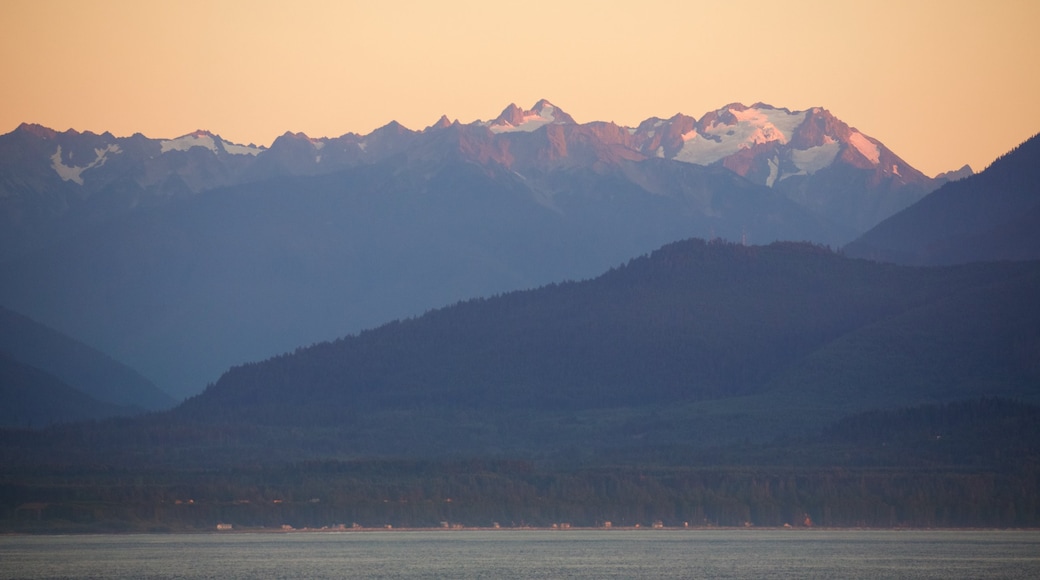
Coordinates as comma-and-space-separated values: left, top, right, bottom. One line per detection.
3, 0, 1038, 176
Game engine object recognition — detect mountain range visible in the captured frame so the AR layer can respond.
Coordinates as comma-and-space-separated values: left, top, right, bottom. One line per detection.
1, 101, 943, 261
2, 102, 1039, 531
0, 101, 963, 398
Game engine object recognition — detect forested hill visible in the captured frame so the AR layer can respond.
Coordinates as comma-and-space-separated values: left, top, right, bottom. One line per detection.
163, 239, 1040, 458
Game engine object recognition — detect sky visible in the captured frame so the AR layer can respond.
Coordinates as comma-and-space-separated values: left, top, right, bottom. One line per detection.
2, 0, 1038, 177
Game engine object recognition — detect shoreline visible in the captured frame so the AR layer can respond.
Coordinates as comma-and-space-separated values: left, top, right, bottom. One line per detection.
4, 525, 1038, 537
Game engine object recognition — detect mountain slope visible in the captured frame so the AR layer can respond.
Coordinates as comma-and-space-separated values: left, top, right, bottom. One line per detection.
0, 352, 135, 428
0, 306, 174, 410
844, 133, 1040, 264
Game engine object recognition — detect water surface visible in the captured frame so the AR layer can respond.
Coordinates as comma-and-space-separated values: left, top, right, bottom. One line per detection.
2, 529, 1038, 579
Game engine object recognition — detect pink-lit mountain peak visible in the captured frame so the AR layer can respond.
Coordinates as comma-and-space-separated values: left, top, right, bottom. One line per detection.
486, 99, 576, 133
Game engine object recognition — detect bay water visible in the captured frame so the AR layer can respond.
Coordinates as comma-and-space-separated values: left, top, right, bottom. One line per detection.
2, 529, 1038, 579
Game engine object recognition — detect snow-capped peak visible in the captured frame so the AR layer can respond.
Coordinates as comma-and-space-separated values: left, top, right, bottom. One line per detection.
673, 103, 807, 165
485, 100, 575, 134
632, 102, 919, 189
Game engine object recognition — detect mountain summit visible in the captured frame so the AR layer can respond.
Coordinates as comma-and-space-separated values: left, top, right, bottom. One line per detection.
623, 103, 934, 232
484, 99, 577, 133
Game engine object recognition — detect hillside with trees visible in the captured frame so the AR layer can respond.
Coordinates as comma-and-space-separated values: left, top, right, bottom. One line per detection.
4, 239, 1035, 463
165, 240, 1039, 452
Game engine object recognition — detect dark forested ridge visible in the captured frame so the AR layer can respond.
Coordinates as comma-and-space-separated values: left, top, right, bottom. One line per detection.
170, 239, 1040, 443
4, 239, 1035, 462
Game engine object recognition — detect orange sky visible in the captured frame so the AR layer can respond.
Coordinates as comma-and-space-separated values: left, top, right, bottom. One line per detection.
2, 0, 1038, 177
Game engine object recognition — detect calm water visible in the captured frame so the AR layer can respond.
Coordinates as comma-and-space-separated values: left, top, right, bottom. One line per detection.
1, 529, 1038, 579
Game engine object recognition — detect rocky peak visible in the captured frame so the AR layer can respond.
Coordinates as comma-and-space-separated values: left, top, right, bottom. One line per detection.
934, 164, 974, 182
426, 115, 454, 131
486, 100, 576, 134
493, 103, 526, 127
788, 107, 850, 149
371, 120, 414, 137
15, 123, 60, 140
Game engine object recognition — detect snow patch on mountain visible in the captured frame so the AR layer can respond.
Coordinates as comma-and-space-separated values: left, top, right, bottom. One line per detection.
847, 131, 880, 164
766, 156, 780, 187
50, 144, 121, 185
161, 133, 218, 154
674, 133, 733, 165
790, 141, 842, 175
222, 142, 263, 156
729, 107, 806, 140
161, 133, 261, 156
674, 106, 807, 165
